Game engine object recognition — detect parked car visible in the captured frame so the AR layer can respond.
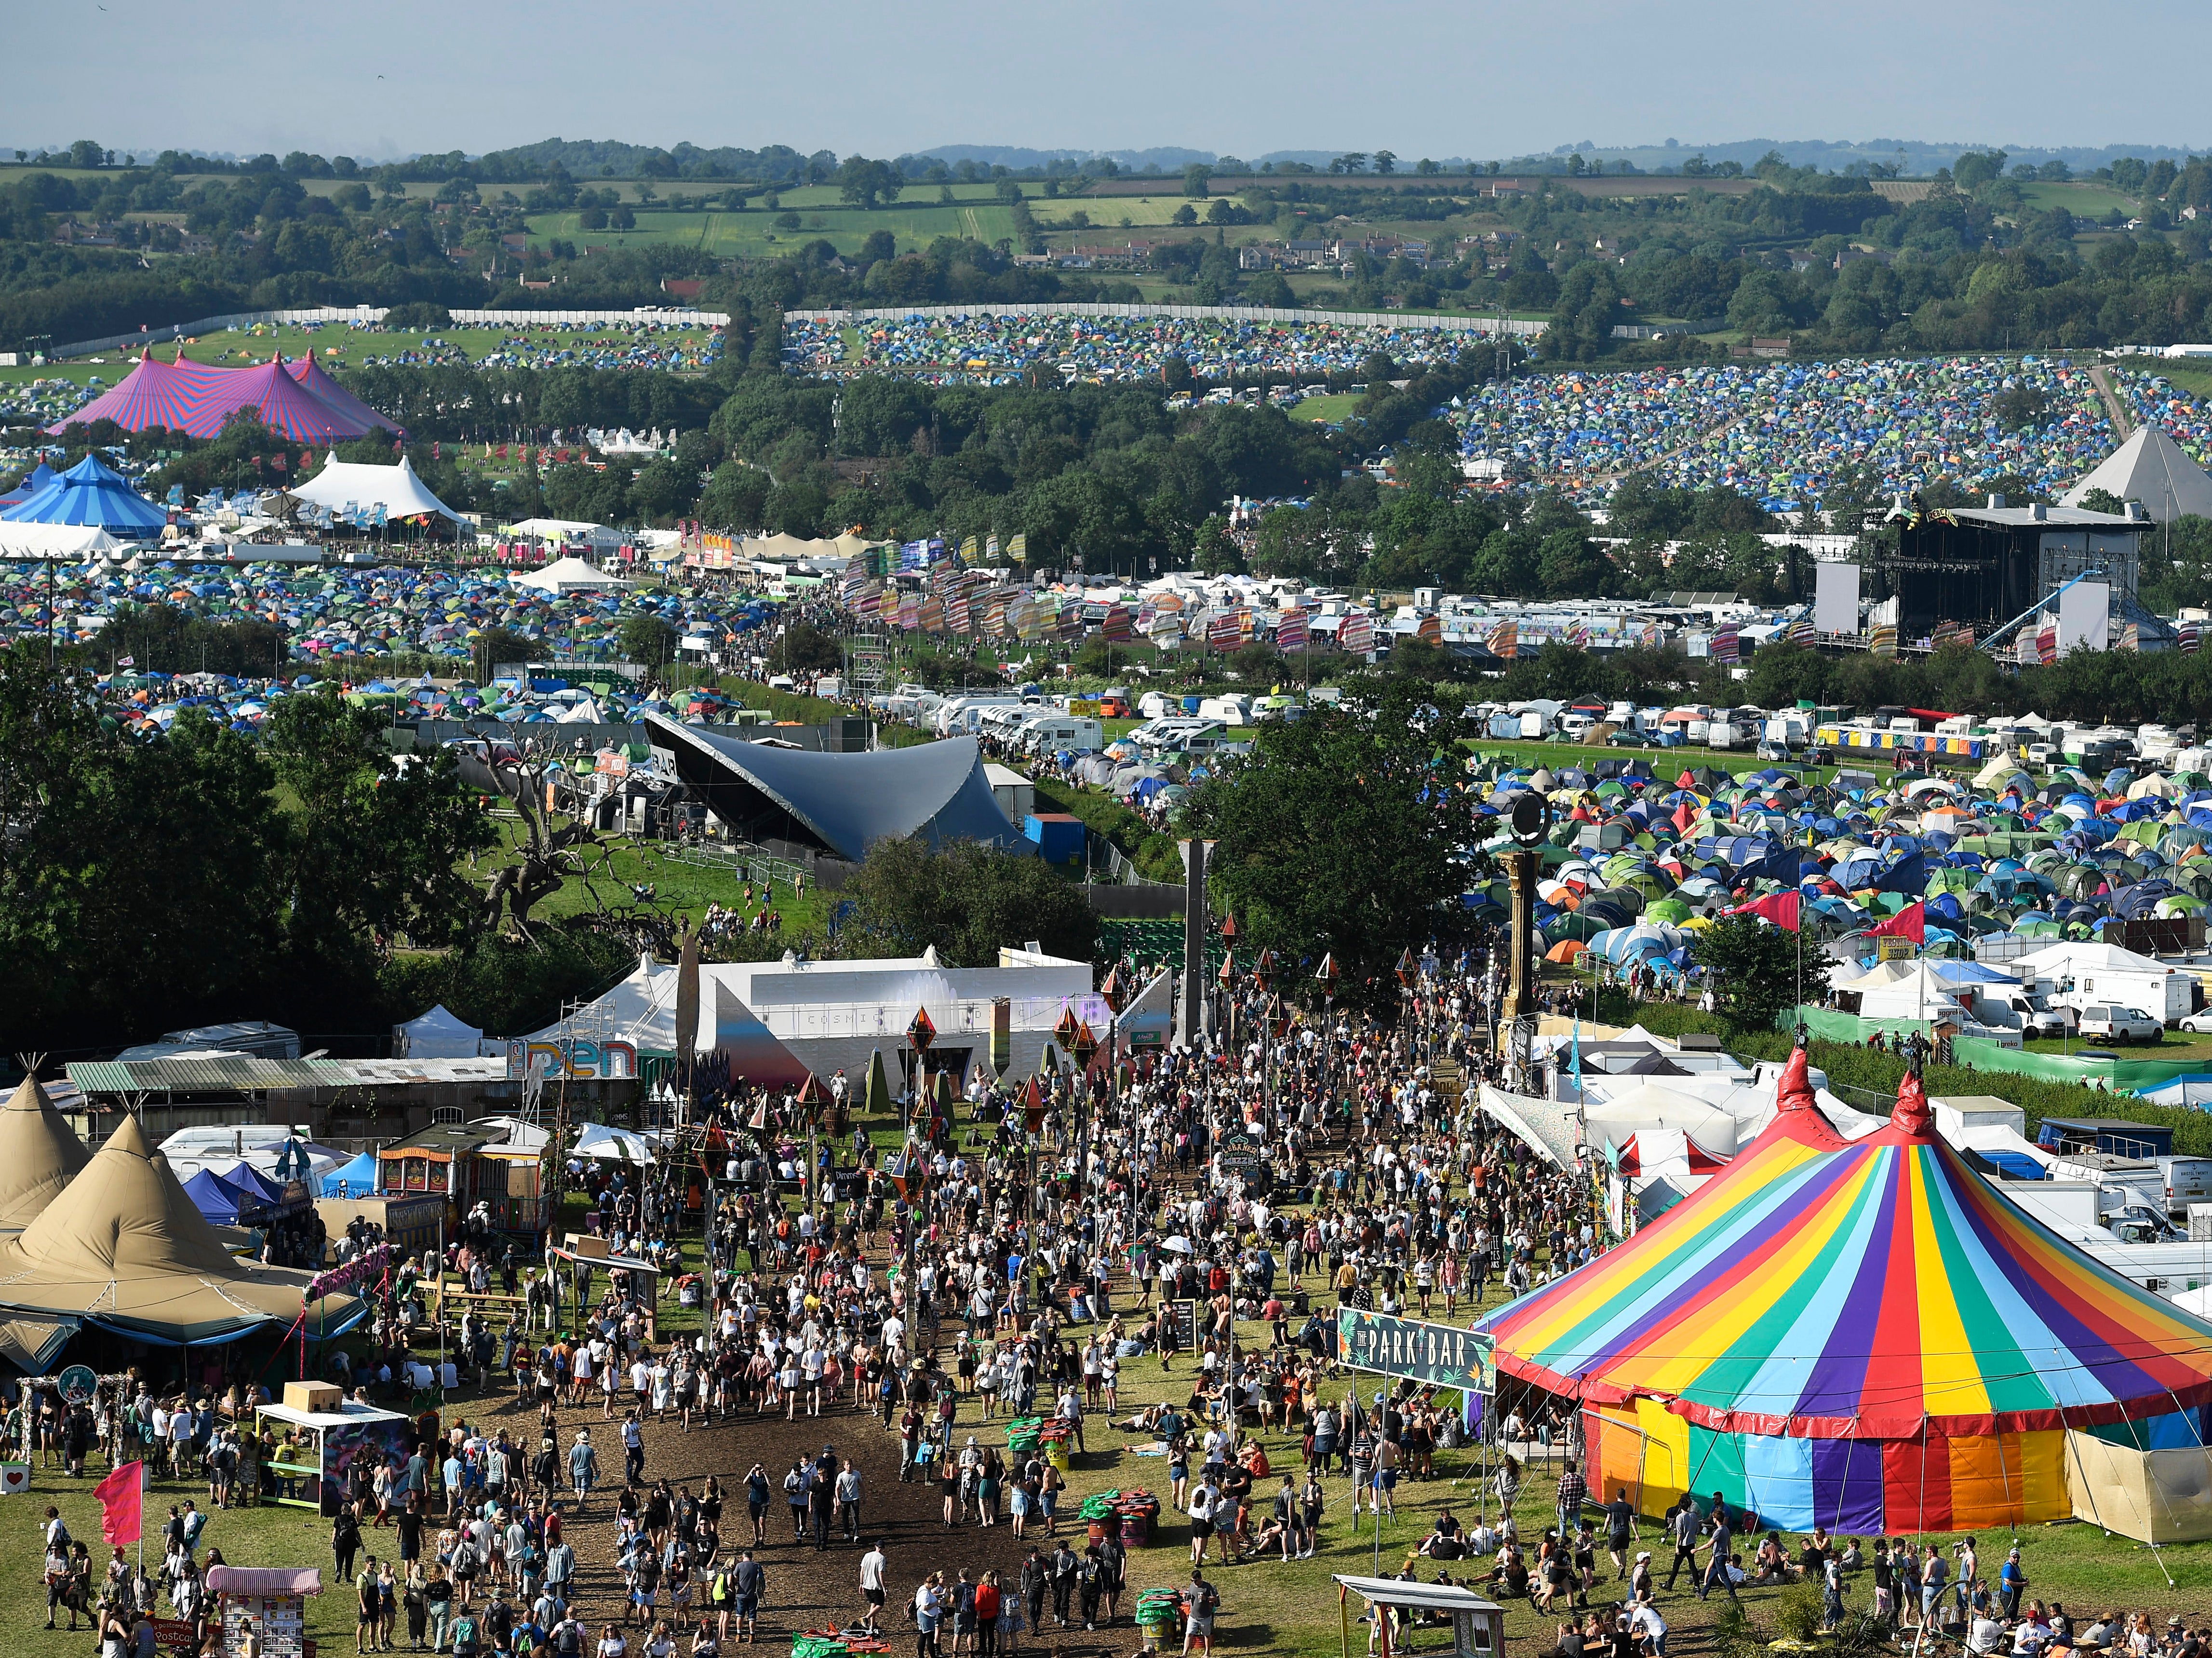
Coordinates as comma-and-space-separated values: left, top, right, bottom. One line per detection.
1607, 729, 1653, 747
2179, 1009, 2212, 1034
2076, 1005, 2163, 1043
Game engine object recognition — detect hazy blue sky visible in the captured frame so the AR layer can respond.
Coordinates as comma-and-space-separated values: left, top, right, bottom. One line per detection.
12, 0, 2210, 162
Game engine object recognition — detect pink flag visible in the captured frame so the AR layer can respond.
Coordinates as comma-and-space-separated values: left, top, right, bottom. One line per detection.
95, 1461, 142, 1546
1870, 901, 1926, 945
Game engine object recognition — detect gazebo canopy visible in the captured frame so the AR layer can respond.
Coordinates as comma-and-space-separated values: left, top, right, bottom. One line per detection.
1481, 1050, 2212, 1439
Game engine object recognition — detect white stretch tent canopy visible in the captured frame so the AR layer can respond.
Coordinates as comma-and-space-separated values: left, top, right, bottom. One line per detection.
571, 1124, 659, 1163
288, 456, 464, 523
512, 555, 630, 594
0, 523, 134, 559
394, 1004, 485, 1059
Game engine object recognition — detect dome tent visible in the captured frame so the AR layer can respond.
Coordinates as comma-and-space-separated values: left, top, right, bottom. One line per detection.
1480, 1048, 2212, 1537
0, 1075, 91, 1234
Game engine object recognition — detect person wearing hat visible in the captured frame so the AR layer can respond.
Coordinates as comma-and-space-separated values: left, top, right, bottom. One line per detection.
567, 1430, 598, 1508
1628, 1551, 1654, 1604
1998, 1546, 2027, 1621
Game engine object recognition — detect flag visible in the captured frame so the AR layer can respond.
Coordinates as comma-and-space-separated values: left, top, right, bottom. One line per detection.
1711, 625, 1740, 664
1007, 532, 1027, 563
1729, 891, 1800, 930
2119, 622, 2141, 651
986, 533, 1000, 560
1339, 612, 1374, 653
1870, 901, 1925, 945
116, 655, 134, 668
1276, 608, 1308, 651
1103, 604, 1133, 642
1869, 624, 1898, 658
2184, 624, 2201, 656
95, 1461, 142, 1546
960, 535, 979, 564
0, 1462, 28, 1495
2036, 618, 2058, 665
1870, 851, 1925, 896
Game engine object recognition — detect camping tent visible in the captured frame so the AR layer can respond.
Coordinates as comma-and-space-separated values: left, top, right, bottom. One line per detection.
2060, 426, 2212, 523
289, 455, 462, 524
1481, 1050, 2212, 1538
0, 455, 166, 532
0, 1116, 355, 1345
394, 1004, 485, 1059
0, 1076, 91, 1234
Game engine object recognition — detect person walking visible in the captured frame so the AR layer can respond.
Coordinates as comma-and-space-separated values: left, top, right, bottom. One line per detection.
568, 1432, 599, 1509
857, 1541, 888, 1636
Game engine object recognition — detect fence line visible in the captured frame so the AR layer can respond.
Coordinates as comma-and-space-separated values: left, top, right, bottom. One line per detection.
785, 301, 1546, 336
47, 305, 729, 360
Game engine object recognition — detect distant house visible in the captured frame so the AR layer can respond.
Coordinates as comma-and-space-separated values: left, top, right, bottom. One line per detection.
499, 232, 529, 255
659, 278, 705, 300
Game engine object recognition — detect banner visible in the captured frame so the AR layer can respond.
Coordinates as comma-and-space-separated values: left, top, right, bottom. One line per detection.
1276, 609, 1308, 651
1337, 1309, 1496, 1394
1339, 613, 1374, 654
95, 1461, 143, 1546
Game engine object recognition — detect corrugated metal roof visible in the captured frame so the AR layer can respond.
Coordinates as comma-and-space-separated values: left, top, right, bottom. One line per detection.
67, 1057, 358, 1095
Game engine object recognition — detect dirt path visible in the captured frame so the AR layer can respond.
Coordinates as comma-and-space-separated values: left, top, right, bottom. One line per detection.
441, 1385, 1087, 1648
2090, 364, 2135, 437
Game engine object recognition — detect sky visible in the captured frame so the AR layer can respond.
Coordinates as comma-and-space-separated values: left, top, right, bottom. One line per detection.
10, 0, 2212, 163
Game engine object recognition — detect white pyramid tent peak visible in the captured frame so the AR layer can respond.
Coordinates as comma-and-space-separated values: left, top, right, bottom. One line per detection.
2060, 425, 2212, 522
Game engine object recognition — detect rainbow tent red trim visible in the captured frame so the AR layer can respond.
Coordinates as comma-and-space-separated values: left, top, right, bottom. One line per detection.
49, 349, 397, 443
1483, 1054, 2212, 1441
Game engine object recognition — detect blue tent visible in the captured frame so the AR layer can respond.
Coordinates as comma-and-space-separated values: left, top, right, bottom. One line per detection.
221, 1162, 287, 1204
0, 462, 57, 509
0, 455, 166, 531
320, 1150, 378, 1199
181, 1168, 252, 1226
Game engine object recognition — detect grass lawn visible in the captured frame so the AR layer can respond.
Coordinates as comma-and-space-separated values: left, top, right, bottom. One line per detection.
1293, 393, 1364, 423
2021, 1027, 2212, 1063
2146, 364, 2212, 404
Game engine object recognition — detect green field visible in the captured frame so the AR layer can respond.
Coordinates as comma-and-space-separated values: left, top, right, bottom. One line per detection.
525, 202, 1027, 260
2016, 180, 2139, 219
1293, 392, 1363, 423
0, 321, 721, 392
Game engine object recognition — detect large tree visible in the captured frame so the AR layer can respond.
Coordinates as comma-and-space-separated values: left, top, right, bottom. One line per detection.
1690, 913, 1827, 1032
1181, 682, 1477, 1014
841, 836, 1098, 967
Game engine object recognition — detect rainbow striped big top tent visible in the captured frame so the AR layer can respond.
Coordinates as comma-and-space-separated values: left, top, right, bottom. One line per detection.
48, 348, 397, 443
1480, 1051, 2212, 1535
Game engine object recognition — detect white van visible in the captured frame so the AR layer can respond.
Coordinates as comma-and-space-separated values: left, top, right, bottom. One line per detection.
1198, 694, 1254, 727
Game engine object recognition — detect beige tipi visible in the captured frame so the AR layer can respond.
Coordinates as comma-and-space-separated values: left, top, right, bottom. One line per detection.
0, 1115, 352, 1343
0, 1076, 91, 1234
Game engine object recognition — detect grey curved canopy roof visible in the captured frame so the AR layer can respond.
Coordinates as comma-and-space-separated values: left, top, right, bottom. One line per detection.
643, 715, 1021, 863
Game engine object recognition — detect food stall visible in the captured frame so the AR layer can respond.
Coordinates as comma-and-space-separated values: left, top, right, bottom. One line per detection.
377, 1123, 546, 1235
205, 1564, 322, 1658
255, 1385, 413, 1514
